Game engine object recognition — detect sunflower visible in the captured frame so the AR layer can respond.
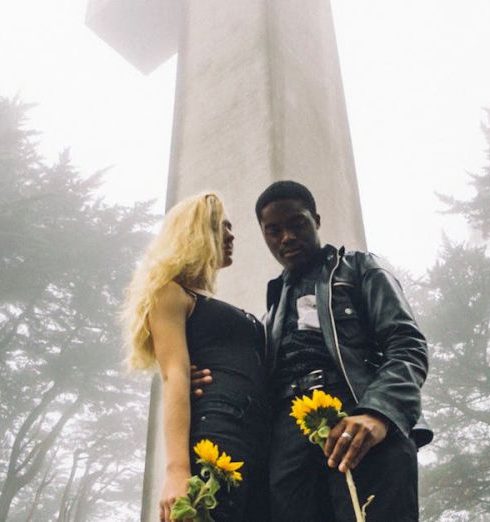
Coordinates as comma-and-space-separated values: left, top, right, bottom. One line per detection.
216, 451, 244, 482
194, 439, 244, 485
172, 439, 245, 521
289, 390, 374, 521
290, 389, 346, 439
193, 439, 219, 466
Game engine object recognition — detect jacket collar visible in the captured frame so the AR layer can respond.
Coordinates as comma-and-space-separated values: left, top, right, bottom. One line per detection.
266, 244, 343, 309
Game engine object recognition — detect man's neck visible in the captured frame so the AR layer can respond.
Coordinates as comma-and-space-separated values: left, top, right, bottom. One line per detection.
284, 247, 323, 281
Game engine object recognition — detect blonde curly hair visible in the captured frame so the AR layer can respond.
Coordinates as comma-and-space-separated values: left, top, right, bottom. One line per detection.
122, 192, 226, 370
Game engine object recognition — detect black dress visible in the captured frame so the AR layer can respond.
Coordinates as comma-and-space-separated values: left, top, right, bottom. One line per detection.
186, 293, 270, 522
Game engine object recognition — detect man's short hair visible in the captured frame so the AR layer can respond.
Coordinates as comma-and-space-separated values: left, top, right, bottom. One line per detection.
255, 180, 317, 221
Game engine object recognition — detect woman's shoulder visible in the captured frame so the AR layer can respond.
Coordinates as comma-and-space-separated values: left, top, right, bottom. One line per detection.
153, 281, 195, 316
156, 280, 187, 298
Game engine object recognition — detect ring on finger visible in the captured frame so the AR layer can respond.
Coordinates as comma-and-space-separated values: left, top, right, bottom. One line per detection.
340, 431, 353, 441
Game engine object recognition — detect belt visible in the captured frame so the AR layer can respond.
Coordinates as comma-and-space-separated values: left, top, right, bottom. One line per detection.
275, 368, 342, 400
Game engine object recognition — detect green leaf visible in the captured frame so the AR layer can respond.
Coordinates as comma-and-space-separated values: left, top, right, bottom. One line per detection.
201, 492, 218, 510
201, 465, 212, 480
188, 475, 205, 500
317, 425, 331, 439
207, 474, 221, 496
170, 496, 198, 520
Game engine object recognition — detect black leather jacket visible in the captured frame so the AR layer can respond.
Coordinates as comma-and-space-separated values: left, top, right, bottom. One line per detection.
265, 244, 433, 447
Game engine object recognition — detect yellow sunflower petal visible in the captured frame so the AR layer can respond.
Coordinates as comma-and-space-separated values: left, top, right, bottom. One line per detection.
193, 439, 219, 465
216, 451, 244, 473
290, 389, 345, 438
303, 394, 315, 409
299, 420, 311, 435
290, 396, 312, 421
232, 470, 243, 482
308, 390, 343, 412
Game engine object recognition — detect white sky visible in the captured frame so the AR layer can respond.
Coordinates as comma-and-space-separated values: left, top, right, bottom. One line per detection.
1, 0, 490, 275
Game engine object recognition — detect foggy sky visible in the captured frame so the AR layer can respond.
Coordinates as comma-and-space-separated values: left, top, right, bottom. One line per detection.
1, 0, 490, 273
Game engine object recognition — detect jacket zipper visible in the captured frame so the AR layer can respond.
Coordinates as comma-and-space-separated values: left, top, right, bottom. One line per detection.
328, 251, 359, 403
263, 307, 271, 368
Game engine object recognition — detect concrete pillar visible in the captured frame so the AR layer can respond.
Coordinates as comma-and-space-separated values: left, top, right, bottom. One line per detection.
167, 0, 365, 314
87, 1, 365, 520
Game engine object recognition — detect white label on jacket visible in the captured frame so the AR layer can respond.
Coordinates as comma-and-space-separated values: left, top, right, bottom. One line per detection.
297, 294, 321, 331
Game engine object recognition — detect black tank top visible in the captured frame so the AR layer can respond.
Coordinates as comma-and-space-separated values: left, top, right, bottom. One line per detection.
186, 294, 267, 400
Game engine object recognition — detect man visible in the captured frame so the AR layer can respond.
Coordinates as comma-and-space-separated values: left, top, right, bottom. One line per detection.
257, 180, 431, 521
194, 180, 432, 521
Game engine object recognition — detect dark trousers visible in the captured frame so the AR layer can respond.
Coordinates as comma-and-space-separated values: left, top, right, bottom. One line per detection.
190, 392, 270, 522
269, 388, 419, 522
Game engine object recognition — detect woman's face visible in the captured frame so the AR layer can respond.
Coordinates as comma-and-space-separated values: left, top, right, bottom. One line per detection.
221, 218, 234, 268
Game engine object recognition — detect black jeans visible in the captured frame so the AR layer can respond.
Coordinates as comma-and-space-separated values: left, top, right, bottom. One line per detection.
269, 384, 419, 522
190, 391, 270, 522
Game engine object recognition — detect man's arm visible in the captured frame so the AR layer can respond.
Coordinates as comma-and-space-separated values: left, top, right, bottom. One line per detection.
353, 260, 428, 435
325, 254, 428, 472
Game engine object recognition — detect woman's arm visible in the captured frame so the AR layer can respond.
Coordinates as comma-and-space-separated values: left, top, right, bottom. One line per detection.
149, 281, 194, 522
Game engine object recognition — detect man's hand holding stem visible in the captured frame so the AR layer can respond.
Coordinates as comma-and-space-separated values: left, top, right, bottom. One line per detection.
323, 414, 389, 473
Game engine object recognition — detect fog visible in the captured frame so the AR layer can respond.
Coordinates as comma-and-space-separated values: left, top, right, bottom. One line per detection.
1, 1, 489, 520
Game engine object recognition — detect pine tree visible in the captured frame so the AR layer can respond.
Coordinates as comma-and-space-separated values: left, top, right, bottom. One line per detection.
417, 112, 490, 521
437, 109, 490, 241
0, 97, 157, 521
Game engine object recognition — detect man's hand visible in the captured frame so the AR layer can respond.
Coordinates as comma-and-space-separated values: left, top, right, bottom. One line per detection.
323, 414, 389, 473
190, 365, 213, 397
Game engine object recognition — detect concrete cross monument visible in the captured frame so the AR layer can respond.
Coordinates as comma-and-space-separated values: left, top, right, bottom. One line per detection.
86, 1, 366, 519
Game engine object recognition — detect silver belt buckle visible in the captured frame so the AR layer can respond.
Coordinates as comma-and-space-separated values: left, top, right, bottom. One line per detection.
306, 369, 324, 391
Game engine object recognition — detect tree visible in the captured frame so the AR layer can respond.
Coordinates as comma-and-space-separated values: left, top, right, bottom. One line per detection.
0, 96, 157, 521
415, 112, 490, 521
437, 109, 490, 240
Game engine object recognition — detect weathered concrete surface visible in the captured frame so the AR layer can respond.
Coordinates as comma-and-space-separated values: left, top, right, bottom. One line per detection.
86, 0, 181, 74
168, 0, 365, 317
158, 3, 365, 520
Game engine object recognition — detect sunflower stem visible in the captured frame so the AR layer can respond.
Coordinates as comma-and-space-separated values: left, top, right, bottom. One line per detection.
192, 477, 213, 511
345, 469, 365, 522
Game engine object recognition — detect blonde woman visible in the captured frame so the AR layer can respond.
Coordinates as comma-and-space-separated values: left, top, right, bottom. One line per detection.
123, 193, 269, 522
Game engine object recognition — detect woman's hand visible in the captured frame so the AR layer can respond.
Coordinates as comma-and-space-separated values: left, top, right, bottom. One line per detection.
159, 467, 191, 522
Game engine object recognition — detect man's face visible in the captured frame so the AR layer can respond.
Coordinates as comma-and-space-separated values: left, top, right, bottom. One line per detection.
259, 198, 321, 272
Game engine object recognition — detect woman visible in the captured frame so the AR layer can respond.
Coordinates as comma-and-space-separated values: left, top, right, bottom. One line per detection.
123, 193, 269, 522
